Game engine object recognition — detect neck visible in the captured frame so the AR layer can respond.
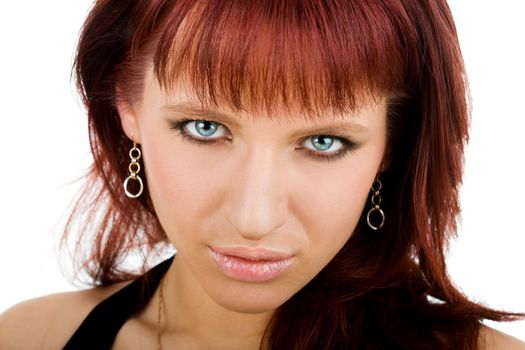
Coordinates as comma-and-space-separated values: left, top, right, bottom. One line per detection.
159, 255, 274, 349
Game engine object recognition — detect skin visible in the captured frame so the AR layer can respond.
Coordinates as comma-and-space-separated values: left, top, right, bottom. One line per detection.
0, 64, 524, 349
115, 64, 388, 348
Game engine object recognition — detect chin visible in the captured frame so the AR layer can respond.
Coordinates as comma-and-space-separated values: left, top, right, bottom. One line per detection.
207, 282, 294, 314
216, 297, 285, 315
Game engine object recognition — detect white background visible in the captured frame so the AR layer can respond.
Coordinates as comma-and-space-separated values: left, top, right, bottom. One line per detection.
0, 0, 524, 341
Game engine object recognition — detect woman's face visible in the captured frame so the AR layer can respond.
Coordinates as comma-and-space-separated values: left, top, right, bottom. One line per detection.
119, 65, 388, 314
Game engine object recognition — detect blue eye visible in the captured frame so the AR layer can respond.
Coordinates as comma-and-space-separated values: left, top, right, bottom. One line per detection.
168, 118, 357, 162
185, 120, 226, 139
300, 135, 355, 162
309, 135, 338, 152
194, 120, 219, 137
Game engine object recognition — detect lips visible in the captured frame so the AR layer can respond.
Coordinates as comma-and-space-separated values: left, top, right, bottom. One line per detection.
208, 246, 294, 282
210, 246, 293, 261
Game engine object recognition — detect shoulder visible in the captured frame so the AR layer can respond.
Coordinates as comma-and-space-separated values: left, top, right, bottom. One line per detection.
479, 324, 525, 350
0, 280, 132, 349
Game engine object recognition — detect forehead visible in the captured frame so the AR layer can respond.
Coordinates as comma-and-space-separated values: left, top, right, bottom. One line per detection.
160, 93, 383, 138
145, 65, 387, 129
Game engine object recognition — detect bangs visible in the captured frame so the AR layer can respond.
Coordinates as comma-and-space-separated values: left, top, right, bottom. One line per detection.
147, 0, 412, 119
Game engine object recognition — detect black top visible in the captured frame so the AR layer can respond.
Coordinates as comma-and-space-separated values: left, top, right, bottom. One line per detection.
62, 255, 175, 350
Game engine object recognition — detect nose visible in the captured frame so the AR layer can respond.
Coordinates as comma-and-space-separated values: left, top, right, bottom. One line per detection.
225, 145, 288, 240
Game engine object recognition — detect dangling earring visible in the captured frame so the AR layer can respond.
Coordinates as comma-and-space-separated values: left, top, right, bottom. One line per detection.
367, 175, 385, 230
123, 135, 144, 199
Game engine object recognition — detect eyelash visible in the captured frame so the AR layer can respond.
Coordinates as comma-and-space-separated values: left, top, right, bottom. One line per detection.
168, 118, 357, 162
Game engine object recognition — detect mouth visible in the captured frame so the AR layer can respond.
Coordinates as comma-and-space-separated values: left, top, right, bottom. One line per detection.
208, 246, 294, 283
209, 246, 293, 260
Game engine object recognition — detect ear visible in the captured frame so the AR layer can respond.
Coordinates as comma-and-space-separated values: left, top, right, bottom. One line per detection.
380, 150, 392, 173
115, 86, 141, 143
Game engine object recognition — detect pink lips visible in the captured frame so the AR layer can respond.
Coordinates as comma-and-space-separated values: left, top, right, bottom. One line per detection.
208, 246, 294, 282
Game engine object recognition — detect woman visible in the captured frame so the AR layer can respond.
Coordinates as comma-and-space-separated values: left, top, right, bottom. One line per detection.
1, 0, 524, 349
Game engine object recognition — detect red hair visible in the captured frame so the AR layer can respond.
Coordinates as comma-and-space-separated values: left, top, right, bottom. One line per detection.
64, 0, 523, 348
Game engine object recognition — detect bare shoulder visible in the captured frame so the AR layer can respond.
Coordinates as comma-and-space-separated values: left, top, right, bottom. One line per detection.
0, 280, 132, 350
479, 324, 525, 350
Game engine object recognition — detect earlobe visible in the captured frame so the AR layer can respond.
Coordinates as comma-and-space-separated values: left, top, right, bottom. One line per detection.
380, 153, 391, 173
115, 87, 141, 143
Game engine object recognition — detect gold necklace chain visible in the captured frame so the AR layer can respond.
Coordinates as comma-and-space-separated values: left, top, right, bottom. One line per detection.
157, 274, 166, 350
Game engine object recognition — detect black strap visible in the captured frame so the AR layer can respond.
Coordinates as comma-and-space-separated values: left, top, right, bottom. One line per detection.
63, 256, 175, 350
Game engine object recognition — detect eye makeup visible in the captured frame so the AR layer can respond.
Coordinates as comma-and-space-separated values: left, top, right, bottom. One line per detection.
167, 118, 359, 163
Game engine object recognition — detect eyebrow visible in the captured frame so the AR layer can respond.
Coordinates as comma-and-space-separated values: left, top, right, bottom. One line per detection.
161, 101, 370, 135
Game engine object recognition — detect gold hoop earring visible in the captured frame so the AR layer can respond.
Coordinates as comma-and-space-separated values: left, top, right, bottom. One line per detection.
366, 175, 385, 230
123, 138, 144, 199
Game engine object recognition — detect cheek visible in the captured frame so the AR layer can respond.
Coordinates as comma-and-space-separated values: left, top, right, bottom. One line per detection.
291, 147, 384, 267
294, 170, 372, 261
140, 135, 220, 245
